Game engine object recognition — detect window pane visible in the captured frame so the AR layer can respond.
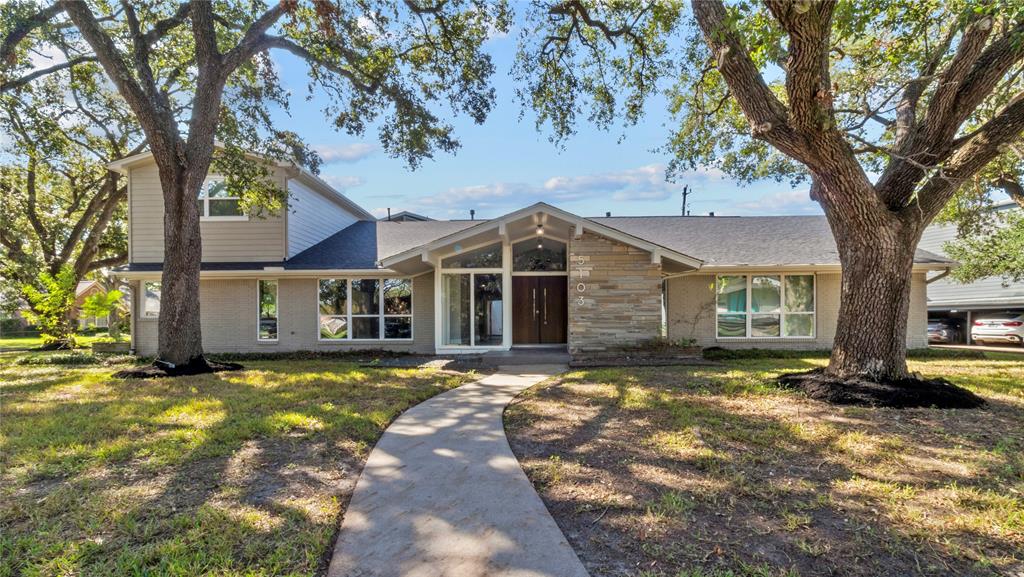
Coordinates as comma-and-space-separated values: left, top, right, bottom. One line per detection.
320, 316, 347, 339
441, 243, 502, 268
209, 199, 242, 216
205, 180, 231, 198
784, 314, 814, 337
258, 280, 278, 340
143, 282, 161, 317
751, 276, 781, 313
352, 316, 380, 339
319, 279, 347, 315
385, 317, 412, 339
383, 279, 412, 314
442, 274, 471, 345
512, 238, 566, 272
784, 275, 815, 312
716, 276, 747, 313
751, 314, 781, 337
717, 313, 746, 337
351, 279, 380, 315
474, 273, 503, 346
197, 198, 205, 216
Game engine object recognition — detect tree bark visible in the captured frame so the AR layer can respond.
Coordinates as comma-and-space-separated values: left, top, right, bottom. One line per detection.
824, 200, 922, 380
154, 158, 206, 367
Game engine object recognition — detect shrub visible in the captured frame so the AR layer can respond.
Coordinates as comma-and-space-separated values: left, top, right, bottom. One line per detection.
15, 352, 100, 366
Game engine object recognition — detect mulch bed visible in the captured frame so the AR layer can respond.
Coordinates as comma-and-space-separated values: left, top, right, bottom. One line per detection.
778, 368, 986, 408
114, 359, 243, 379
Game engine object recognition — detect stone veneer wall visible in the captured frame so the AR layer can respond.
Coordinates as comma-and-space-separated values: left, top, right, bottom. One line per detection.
568, 230, 663, 354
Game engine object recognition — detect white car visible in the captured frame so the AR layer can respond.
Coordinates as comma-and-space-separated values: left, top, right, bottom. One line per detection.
971, 313, 1024, 347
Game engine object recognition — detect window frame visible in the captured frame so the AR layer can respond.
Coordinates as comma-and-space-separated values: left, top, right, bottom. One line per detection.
142, 281, 161, 319
316, 277, 414, 342
257, 279, 279, 342
198, 176, 248, 222
715, 273, 816, 340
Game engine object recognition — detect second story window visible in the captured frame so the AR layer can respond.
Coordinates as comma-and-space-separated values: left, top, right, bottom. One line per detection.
197, 177, 246, 220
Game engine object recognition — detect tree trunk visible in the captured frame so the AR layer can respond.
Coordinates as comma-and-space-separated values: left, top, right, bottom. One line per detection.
155, 162, 206, 367
826, 216, 922, 380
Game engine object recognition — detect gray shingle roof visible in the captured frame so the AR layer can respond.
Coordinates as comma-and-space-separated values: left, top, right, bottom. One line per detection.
116, 213, 952, 273
589, 215, 952, 266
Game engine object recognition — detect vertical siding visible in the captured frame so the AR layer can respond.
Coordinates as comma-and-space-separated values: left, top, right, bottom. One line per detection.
128, 159, 286, 263
666, 272, 928, 349
132, 273, 435, 356
286, 179, 359, 257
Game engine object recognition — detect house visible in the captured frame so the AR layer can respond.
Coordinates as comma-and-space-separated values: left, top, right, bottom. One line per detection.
110, 152, 950, 357
918, 201, 1024, 343
74, 280, 108, 329
381, 210, 433, 222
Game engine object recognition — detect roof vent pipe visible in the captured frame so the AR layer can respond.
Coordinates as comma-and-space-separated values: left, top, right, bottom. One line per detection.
387, 208, 391, 221
470, 209, 475, 221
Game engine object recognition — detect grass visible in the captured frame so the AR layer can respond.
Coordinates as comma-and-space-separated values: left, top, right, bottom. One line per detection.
0, 350, 474, 576
505, 353, 1024, 577
0, 332, 118, 351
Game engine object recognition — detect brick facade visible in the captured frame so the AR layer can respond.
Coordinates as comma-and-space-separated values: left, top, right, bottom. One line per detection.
568, 231, 663, 354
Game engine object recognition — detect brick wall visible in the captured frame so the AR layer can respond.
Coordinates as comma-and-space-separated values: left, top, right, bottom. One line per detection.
665, 271, 929, 349
132, 273, 435, 355
568, 231, 663, 354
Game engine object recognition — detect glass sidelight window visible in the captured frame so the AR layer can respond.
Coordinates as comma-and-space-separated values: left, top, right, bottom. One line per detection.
716, 274, 815, 338
474, 274, 503, 345
442, 272, 503, 347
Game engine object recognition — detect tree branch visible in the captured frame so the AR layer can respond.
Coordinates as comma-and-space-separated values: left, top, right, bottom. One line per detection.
0, 55, 97, 93
690, 0, 805, 162
917, 90, 1024, 219
0, 2, 64, 65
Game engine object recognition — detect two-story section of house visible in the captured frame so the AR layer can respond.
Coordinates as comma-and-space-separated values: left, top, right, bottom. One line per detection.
112, 151, 950, 357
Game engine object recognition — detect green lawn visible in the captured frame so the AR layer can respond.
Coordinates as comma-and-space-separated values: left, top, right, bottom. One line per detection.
0, 333, 119, 351
0, 351, 474, 576
506, 354, 1024, 577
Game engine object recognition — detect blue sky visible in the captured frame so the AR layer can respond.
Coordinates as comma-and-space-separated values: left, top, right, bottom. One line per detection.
273, 30, 822, 221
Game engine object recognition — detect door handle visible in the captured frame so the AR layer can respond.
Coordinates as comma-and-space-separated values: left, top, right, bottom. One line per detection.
543, 288, 548, 324
532, 288, 537, 318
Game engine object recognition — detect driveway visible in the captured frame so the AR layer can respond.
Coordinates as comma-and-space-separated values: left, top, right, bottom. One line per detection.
327, 365, 588, 577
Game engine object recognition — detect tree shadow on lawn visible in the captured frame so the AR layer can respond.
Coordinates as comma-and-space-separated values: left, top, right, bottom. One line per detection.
505, 363, 1023, 577
1, 361, 464, 576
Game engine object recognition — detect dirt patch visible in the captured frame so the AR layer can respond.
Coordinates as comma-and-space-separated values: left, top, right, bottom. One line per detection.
113, 358, 243, 379
778, 368, 986, 408
505, 363, 1023, 577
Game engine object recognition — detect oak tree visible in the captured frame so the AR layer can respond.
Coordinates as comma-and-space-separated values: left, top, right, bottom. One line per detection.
517, 0, 1024, 382
3, 0, 509, 370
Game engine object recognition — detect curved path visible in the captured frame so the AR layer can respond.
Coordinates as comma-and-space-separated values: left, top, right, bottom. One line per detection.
327, 365, 588, 577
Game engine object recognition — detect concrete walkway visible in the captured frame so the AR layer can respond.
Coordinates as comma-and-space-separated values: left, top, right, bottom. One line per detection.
327, 365, 589, 577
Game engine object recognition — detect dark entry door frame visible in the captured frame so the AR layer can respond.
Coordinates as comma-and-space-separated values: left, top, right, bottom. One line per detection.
512, 275, 568, 345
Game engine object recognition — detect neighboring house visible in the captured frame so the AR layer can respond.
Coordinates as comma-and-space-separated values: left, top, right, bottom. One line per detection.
111, 152, 950, 357
381, 210, 433, 222
74, 280, 108, 329
918, 201, 1024, 343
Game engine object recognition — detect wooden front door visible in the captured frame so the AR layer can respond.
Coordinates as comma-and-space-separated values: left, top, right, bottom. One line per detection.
512, 276, 567, 344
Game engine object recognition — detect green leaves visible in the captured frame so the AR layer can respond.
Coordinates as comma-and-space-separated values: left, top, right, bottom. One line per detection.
945, 209, 1024, 285
21, 265, 79, 347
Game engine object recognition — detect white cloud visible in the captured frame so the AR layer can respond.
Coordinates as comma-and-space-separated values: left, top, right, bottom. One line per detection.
314, 143, 377, 163
414, 163, 693, 213
321, 174, 365, 191
28, 44, 66, 70
732, 190, 822, 215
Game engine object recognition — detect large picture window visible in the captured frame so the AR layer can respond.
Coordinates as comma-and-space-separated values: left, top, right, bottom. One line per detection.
716, 274, 815, 338
318, 278, 413, 341
197, 177, 245, 219
258, 280, 278, 341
